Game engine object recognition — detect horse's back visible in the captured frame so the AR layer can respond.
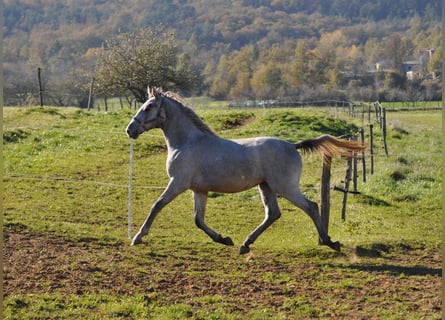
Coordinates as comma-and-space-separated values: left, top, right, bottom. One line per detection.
172, 135, 302, 193
234, 136, 300, 162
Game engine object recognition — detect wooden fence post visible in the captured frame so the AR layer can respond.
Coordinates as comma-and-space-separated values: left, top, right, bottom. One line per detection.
37, 67, 44, 106
352, 136, 358, 193
368, 104, 371, 123
319, 156, 331, 244
377, 103, 383, 128
382, 107, 389, 156
360, 128, 366, 182
374, 103, 379, 124
361, 103, 365, 123
341, 156, 353, 221
104, 97, 108, 112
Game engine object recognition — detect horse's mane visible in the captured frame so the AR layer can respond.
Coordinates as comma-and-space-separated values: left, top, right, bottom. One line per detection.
151, 88, 216, 136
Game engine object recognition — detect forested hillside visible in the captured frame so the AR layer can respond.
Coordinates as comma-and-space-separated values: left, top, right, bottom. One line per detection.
4, 0, 442, 106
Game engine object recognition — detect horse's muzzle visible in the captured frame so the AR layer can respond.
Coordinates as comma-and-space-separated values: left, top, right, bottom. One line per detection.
126, 122, 140, 139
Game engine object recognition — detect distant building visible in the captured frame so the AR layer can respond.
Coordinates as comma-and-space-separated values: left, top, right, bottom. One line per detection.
402, 61, 420, 73
374, 60, 392, 72
366, 60, 397, 73
419, 48, 435, 59
366, 48, 436, 80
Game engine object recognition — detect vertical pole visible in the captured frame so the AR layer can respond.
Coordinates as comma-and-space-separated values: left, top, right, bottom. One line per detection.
319, 156, 331, 244
104, 96, 108, 112
87, 78, 95, 111
352, 136, 358, 193
128, 139, 134, 239
368, 104, 371, 123
360, 128, 366, 183
375, 103, 380, 125
361, 104, 365, 123
370, 124, 374, 175
379, 104, 383, 129
382, 107, 388, 157
37, 67, 44, 106
341, 156, 352, 221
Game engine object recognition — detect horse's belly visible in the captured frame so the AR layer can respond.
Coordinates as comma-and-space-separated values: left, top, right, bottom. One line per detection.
191, 169, 262, 193
193, 180, 262, 193
213, 177, 262, 193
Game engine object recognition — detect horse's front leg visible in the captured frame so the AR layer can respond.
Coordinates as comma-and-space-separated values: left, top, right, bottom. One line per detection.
193, 192, 234, 246
131, 179, 185, 246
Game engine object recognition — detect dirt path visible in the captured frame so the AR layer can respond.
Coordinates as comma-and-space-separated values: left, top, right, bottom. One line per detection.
4, 224, 442, 318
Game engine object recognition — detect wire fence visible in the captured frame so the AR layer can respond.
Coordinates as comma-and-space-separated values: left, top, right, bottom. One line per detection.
4, 104, 441, 238
4, 102, 438, 192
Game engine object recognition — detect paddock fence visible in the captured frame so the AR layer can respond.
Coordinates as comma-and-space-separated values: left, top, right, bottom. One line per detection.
4, 100, 432, 241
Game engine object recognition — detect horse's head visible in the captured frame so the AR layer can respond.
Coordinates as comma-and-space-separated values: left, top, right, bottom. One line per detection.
126, 87, 166, 139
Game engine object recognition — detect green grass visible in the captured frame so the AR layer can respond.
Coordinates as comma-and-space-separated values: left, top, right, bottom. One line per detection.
379, 100, 442, 109
3, 105, 442, 319
3, 106, 364, 247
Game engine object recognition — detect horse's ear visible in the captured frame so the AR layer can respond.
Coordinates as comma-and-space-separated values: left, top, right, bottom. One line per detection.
148, 86, 162, 99
147, 86, 154, 98
154, 87, 161, 99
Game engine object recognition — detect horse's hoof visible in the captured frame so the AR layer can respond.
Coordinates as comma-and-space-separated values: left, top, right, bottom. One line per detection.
327, 241, 341, 252
131, 236, 143, 246
223, 237, 235, 246
240, 245, 250, 255
333, 241, 341, 252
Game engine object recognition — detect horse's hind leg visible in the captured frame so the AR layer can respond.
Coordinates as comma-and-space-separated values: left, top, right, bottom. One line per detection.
193, 192, 234, 246
284, 191, 340, 251
240, 182, 281, 254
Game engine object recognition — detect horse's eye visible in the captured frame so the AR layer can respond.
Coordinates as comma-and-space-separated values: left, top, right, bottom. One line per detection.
143, 103, 153, 111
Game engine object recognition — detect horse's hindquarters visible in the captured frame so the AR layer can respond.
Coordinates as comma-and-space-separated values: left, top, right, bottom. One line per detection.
188, 137, 301, 194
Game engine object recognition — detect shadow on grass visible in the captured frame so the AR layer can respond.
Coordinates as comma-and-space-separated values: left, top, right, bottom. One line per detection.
346, 263, 441, 277
356, 194, 392, 207
339, 242, 442, 277
354, 243, 391, 257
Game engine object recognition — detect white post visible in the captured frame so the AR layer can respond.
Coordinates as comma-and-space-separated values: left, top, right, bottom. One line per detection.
127, 139, 134, 239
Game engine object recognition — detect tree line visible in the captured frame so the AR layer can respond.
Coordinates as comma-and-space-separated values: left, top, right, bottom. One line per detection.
3, 0, 442, 106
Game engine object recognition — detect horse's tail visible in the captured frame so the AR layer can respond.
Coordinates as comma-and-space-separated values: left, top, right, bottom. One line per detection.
295, 134, 365, 166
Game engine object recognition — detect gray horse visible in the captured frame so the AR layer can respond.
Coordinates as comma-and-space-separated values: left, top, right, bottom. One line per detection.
126, 87, 364, 254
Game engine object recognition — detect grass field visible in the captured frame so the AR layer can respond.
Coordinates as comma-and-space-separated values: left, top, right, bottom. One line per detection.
3, 104, 442, 319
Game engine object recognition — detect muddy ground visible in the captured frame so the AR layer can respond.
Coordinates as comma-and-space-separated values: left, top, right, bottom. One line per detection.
4, 224, 442, 318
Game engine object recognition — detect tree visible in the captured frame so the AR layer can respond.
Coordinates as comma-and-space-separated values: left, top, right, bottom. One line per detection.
230, 72, 253, 100
95, 27, 197, 103
227, 45, 258, 99
327, 68, 343, 88
364, 37, 382, 65
209, 54, 233, 99
384, 71, 406, 90
289, 41, 311, 88
250, 62, 282, 99
384, 34, 414, 74
343, 45, 365, 77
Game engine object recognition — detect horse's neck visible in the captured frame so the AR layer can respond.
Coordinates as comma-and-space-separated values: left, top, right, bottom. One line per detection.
161, 100, 208, 150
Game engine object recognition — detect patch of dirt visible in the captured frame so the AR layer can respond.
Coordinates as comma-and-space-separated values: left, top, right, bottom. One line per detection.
4, 224, 442, 318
